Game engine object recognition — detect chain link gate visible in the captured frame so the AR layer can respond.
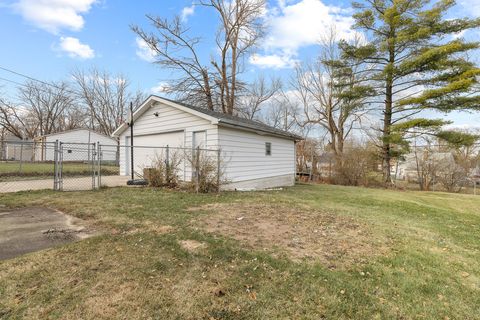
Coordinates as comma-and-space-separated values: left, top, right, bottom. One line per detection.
53, 141, 101, 191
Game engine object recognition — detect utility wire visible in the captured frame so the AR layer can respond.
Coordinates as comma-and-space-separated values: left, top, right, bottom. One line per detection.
0, 65, 80, 97
0, 76, 26, 88
0, 76, 78, 98
0, 65, 55, 87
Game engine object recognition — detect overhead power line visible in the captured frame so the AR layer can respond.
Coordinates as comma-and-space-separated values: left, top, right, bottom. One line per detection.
0, 65, 79, 96
0, 76, 78, 98
0, 76, 26, 88
0, 65, 56, 88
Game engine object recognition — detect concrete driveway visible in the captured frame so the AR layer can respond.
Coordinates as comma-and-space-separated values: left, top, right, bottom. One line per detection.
0, 175, 129, 193
0, 207, 94, 260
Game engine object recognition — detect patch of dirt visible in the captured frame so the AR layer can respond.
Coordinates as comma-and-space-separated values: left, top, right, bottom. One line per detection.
0, 207, 96, 261
179, 240, 207, 253
191, 202, 389, 268
42, 228, 85, 241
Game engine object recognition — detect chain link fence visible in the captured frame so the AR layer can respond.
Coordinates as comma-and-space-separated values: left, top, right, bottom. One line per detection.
114, 144, 222, 192
0, 140, 222, 193
0, 140, 57, 192
296, 140, 480, 195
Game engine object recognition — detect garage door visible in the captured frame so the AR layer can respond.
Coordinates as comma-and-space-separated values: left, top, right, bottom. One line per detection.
125, 131, 184, 176
133, 131, 184, 148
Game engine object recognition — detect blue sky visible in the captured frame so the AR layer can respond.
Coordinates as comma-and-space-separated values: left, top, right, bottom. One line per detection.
1, 0, 480, 129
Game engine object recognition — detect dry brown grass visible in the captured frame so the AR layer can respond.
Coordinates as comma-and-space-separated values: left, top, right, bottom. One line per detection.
179, 239, 207, 253
2, 185, 480, 319
191, 202, 390, 268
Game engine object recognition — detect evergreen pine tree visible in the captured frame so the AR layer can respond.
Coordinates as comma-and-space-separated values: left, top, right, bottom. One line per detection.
344, 0, 480, 183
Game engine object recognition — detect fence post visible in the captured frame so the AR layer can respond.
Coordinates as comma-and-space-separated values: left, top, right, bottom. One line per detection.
196, 146, 200, 193
91, 142, 97, 190
97, 142, 102, 189
58, 140, 63, 191
19, 140, 24, 174
53, 140, 58, 190
166, 145, 170, 167
217, 148, 221, 193
165, 145, 170, 185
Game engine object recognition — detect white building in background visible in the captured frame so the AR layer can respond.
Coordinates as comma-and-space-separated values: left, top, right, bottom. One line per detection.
112, 95, 302, 190
34, 129, 118, 162
1, 135, 34, 161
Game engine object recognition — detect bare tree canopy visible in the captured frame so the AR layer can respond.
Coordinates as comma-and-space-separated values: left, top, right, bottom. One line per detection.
290, 30, 374, 156
0, 81, 79, 139
131, 0, 266, 115
72, 68, 146, 136
237, 75, 282, 120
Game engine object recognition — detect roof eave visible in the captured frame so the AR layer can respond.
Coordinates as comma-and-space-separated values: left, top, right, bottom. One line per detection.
217, 121, 303, 141
111, 95, 219, 137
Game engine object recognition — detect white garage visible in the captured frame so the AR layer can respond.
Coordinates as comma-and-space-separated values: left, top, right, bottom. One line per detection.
34, 129, 118, 162
123, 131, 184, 176
112, 95, 302, 190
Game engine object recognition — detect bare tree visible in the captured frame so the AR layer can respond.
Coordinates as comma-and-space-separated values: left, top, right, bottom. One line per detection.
59, 105, 89, 131
0, 81, 76, 139
132, 17, 215, 110
204, 0, 265, 114
237, 76, 282, 120
262, 92, 299, 131
291, 30, 374, 156
132, 0, 265, 114
0, 98, 34, 138
72, 68, 144, 136
413, 143, 442, 191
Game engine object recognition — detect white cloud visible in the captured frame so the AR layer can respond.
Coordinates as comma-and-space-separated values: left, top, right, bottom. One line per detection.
135, 37, 157, 62
249, 53, 298, 69
459, 0, 480, 17
151, 82, 170, 94
14, 0, 96, 34
181, 5, 195, 22
58, 36, 95, 59
266, 0, 355, 50
252, 0, 357, 69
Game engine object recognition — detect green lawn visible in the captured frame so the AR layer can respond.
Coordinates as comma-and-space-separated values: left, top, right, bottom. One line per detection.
0, 184, 479, 319
0, 162, 119, 181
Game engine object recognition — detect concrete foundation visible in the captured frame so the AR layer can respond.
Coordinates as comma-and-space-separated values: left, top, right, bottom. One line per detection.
222, 174, 295, 191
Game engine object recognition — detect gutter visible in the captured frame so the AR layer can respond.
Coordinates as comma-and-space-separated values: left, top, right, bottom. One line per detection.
217, 121, 303, 141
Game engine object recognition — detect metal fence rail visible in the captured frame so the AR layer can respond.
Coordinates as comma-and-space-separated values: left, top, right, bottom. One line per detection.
0, 140, 222, 193
0, 140, 57, 193
113, 144, 221, 192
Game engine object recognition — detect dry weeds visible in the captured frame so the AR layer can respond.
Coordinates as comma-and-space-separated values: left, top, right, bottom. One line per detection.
179, 240, 207, 253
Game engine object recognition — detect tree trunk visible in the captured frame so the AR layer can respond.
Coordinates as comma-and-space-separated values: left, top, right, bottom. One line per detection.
383, 32, 395, 185
202, 70, 214, 111
382, 86, 393, 185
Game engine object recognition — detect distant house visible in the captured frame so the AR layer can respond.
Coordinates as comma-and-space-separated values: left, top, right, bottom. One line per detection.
1, 135, 34, 161
112, 95, 302, 190
34, 129, 118, 162
394, 151, 455, 181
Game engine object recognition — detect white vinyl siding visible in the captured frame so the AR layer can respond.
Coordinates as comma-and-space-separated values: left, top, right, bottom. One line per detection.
120, 102, 218, 148
119, 102, 218, 178
40, 129, 117, 161
218, 127, 295, 182
114, 98, 297, 188
122, 131, 184, 176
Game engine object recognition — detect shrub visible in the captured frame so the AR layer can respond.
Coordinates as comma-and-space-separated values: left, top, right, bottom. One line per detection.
333, 145, 379, 187
187, 148, 223, 193
146, 150, 182, 188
